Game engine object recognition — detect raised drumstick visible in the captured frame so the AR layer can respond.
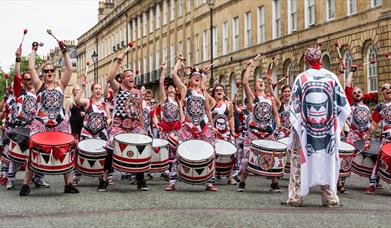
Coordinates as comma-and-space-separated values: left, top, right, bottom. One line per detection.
335, 40, 346, 70
383, 51, 391, 59
46, 29, 60, 43
124, 41, 134, 53
85, 61, 90, 75
316, 42, 322, 50
19, 29, 28, 48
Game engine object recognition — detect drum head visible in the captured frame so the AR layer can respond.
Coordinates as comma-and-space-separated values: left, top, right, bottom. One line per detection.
31, 132, 74, 146
339, 141, 355, 152
12, 128, 30, 137
382, 143, 391, 156
114, 133, 152, 145
78, 139, 106, 153
177, 140, 214, 161
215, 139, 236, 156
277, 137, 289, 145
252, 140, 286, 151
152, 139, 169, 148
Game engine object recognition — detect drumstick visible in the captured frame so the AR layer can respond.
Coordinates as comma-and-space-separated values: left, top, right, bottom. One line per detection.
85, 61, 90, 75
335, 41, 346, 70
272, 75, 288, 89
383, 51, 391, 59
254, 52, 265, 60
316, 42, 322, 50
4, 73, 9, 88
19, 29, 28, 48
206, 60, 219, 68
124, 41, 134, 53
356, 59, 377, 67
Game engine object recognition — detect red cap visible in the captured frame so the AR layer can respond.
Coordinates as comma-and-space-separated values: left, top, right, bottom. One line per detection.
128, 41, 134, 47
236, 81, 241, 87
23, 29, 28, 34
4, 73, 9, 79
335, 41, 340, 47
86, 61, 91, 66
136, 69, 140, 75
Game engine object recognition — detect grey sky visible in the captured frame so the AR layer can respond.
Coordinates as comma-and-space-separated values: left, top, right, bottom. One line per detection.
0, 0, 97, 71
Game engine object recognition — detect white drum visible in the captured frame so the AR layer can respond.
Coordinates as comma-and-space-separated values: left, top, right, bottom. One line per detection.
76, 139, 107, 176
215, 139, 237, 177
338, 141, 355, 178
248, 140, 287, 177
150, 139, 170, 173
113, 133, 152, 173
177, 140, 215, 184
277, 137, 290, 174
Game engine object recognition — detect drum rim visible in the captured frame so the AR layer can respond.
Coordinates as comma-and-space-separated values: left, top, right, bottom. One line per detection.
114, 133, 152, 145
177, 139, 215, 159
152, 138, 169, 148
215, 139, 237, 155
30, 131, 75, 146
77, 139, 107, 154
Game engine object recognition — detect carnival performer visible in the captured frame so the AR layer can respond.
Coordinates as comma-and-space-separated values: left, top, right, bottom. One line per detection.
337, 65, 373, 194
365, 83, 391, 194
72, 77, 111, 185
7, 47, 48, 190
152, 63, 184, 190
19, 41, 79, 196
167, 54, 217, 191
274, 85, 292, 139
286, 48, 351, 207
209, 83, 237, 185
66, 86, 85, 142
237, 59, 282, 193
97, 50, 149, 192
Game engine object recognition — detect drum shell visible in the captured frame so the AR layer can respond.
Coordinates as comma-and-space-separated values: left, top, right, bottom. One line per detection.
352, 151, 378, 178
379, 144, 391, 183
277, 137, 291, 174
113, 133, 152, 173
176, 140, 215, 184
29, 132, 75, 175
150, 139, 169, 173
339, 149, 355, 178
247, 140, 287, 177
215, 140, 236, 177
75, 139, 107, 176
7, 128, 30, 164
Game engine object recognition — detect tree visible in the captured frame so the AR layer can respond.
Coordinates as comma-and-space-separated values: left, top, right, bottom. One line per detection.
0, 55, 44, 100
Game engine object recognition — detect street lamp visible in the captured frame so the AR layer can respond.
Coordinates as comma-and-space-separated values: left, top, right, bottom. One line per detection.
208, 0, 215, 88
91, 50, 98, 82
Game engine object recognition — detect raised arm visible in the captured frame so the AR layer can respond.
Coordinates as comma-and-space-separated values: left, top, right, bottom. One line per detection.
243, 59, 255, 104
28, 42, 43, 91
59, 45, 73, 91
172, 54, 187, 98
108, 54, 125, 95
227, 101, 237, 137
159, 63, 168, 102
14, 47, 23, 98
272, 98, 281, 128
74, 76, 89, 107
103, 79, 111, 101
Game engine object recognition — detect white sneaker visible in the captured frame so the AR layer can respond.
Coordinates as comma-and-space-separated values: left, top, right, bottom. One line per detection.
6, 179, 15, 190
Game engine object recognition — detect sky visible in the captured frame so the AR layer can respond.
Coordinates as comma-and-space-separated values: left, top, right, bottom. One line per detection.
0, 0, 98, 71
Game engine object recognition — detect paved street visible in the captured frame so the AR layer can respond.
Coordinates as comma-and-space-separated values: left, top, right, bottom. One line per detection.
1, 172, 391, 228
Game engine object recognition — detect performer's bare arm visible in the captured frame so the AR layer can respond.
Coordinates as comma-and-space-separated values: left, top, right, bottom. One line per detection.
159, 63, 168, 102
108, 52, 125, 95
74, 76, 89, 107
28, 44, 43, 91
272, 98, 281, 127
172, 55, 187, 99
59, 51, 73, 91
228, 101, 237, 137
243, 59, 255, 104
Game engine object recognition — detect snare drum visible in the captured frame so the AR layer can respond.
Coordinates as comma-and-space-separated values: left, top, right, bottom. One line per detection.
277, 137, 290, 174
150, 139, 170, 173
352, 141, 379, 178
113, 133, 152, 173
167, 130, 181, 150
177, 140, 215, 184
338, 141, 355, 178
379, 143, 391, 183
76, 139, 107, 176
30, 132, 75, 175
215, 139, 236, 177
8, 128, 30, 164
247, 140, 287, 177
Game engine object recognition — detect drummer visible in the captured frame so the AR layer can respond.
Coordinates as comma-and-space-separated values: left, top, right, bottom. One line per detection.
7, 47, 48, 190
209, 83, 237, 185
154, 63, 184, 190
237, 59, 281, 193
338, 65, 373, 193
366, 83, 391, 194
72, 76, 111, 185
97, 50, 149, 192
273, 84, 292, 139
19, 41, 79, 196
169, 54, 218, 191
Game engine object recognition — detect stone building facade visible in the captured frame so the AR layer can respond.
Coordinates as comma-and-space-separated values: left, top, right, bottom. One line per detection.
77, 0, 391, 101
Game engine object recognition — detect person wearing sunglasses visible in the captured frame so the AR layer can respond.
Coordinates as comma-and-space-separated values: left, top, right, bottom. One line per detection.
237, 59, 282, 193
337, 65, 374, 194
286, 48, 351, 207
365, 83, 391, 194
168, 53, 217, 191
20, 40, 78, 196
97, 51, 149, 192
6, 47, 49, 190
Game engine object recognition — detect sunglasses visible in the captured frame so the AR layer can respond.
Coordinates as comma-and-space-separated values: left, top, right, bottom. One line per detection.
23, 78, 32, 81
214, 89, 224, 92
44, 69, 55, 74
382, 85, 391, 91
353, 91, 362, 95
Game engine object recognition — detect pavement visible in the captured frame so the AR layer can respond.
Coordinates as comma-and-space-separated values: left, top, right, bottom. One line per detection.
1, 171, 391, 228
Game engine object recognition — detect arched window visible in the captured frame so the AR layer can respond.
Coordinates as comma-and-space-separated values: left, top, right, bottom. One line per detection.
254, 66, 262, 80
367, 44, 378, 92
321, 53, 331, 70
219, 75, 226, 86
230, 72, 237, 98
283, 59, 293, 86
343, 51, 353, 83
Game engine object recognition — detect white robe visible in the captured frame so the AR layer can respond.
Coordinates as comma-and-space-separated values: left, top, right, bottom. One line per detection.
289, 68, 351, 196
